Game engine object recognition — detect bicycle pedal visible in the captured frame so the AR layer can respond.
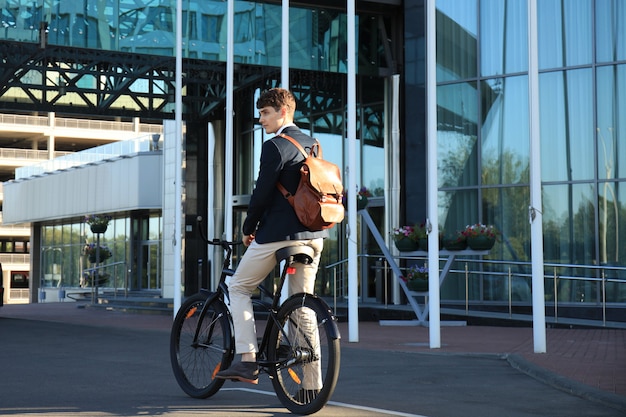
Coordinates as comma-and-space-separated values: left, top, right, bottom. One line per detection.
229, 377, 259, 385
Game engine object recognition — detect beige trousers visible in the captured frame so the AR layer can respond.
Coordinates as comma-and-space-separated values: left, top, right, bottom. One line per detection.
227, 238, 324, 389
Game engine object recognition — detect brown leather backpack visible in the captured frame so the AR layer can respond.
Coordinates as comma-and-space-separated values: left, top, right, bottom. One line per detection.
276, 134, 344, 231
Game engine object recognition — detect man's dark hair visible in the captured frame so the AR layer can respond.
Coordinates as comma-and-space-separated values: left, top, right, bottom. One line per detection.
256, 88, 296, 113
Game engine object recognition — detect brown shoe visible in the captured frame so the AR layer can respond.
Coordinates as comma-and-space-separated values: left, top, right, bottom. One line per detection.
215, 361, 259, 384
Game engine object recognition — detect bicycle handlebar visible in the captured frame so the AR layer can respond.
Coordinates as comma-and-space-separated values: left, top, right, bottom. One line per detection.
196, 216, 243, 249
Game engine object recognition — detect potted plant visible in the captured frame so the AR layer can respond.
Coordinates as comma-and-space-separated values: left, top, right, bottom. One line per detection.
403, 263, 429, 292
392, 225, 419, 251
84, 214, 112, 234
343, 185, 372, 210
462, 223, 498, 250
357, 186, 372, 210
413, 222, 444, 251
84, 243, 113, 264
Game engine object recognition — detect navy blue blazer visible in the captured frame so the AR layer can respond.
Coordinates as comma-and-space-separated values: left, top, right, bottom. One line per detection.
243, 126, 329, 243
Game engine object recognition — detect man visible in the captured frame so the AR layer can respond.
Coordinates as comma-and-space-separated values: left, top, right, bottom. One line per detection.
215, 88, 327, 384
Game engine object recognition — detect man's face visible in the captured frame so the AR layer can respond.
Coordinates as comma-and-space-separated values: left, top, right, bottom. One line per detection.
258, 105, 285, 134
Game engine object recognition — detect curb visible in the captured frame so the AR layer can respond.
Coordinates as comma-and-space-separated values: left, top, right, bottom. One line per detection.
506, 353, 626, 414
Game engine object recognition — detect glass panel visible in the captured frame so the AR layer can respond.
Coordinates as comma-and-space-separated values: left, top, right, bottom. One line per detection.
439, 189, 478, 238
0, 1, 393, 75
481, 76, 529, 185
543, 183, 596, 265
482, 186, 530, 262
436, 0, 478, 82
539, 68, 594, 182
480, 0, 528, 76
596, 64, 626, 180
598, 181, 624, 267
538, 0, 593, 69
437, 82, 479, 187
596, 0, 626, 63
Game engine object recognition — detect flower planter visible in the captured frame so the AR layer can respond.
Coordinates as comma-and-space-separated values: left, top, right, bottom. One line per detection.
357, 195, 368, 210
407, 279, 428, 292
467, 235, 495, 250
394, 237, 419, 252
88, 253, 110, 264
90, 224, 108, 234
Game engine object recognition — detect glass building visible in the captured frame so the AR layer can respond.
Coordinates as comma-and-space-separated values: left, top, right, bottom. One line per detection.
0, 0, 624, 324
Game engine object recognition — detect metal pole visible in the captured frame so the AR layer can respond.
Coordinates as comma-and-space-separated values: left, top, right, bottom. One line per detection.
281, 0, 289, 87
465, 263, 469, 315
508, 267, 512, 317
347, 0, 359, 342
173, 0, 183, 317
528, 0, 546, 353
554, 268, 558, 322
426, 0, 441, 348
602, 269, 606, 326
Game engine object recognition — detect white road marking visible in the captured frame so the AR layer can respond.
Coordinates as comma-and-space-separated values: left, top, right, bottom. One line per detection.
224, 387, 431, 417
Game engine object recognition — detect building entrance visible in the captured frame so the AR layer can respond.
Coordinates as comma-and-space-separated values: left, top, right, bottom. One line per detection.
138, 241, 161, 291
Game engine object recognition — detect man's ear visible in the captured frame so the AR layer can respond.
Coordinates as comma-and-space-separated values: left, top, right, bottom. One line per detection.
280, 106, 288, 118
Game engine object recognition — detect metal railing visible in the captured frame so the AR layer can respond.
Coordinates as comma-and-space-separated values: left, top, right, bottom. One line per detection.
324, 254, 626, 327
80, 261, 130, 303
0, 113, 162, 133
15, 134, 162, 179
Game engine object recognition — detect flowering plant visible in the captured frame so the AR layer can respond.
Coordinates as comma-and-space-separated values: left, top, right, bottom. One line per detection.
413, 222, 428, 240
357, 186, 372, 198
84, 214, 112, 228
404, 264, 428, 281
392, 225, 416, 242
462, 223, 498, 239
84, 243, 112, 261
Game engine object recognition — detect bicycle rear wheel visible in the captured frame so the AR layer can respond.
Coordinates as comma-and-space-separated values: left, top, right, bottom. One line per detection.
267, 294, 341, 415
170, 292, 234, 398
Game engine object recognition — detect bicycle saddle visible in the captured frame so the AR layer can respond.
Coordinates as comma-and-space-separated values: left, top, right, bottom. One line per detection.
275, 245, 315, 265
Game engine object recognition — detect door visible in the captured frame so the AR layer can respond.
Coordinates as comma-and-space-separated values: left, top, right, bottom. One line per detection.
139, 241, 161, 291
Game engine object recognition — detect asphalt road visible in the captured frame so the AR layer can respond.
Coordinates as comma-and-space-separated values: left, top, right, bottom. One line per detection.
0, 316, 620, 417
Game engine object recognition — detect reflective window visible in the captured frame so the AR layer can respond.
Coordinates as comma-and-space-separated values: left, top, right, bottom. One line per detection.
543, 183, 596, 265
598, 181, 624, 267
0, 1, 392, 75
596, 0, 626, 63
538, 0, 593, 69
539, 68, 594, 182
436, 0, 478, 81
481, 76, 529, 185
480, 0, 528, 76
437, 82, 479, 187
596, 64, 626, 180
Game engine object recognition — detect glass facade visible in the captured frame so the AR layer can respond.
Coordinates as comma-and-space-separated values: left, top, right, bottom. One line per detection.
435, 0, 626, 305
40, 213, 161, 291
0, 0, 389, 75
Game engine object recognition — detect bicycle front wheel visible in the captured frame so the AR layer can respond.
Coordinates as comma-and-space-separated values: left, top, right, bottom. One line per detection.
267, 294, 341, 415
170, 292, 234, 398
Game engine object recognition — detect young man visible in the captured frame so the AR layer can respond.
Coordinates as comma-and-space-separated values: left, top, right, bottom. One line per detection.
215, 88, 327, 384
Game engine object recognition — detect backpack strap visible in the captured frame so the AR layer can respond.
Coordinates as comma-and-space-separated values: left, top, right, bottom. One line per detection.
276, 133, 320, 201
279, 133, 322, 159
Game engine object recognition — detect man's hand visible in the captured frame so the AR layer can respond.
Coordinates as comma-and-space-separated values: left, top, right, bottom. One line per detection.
243, 234, 255, 247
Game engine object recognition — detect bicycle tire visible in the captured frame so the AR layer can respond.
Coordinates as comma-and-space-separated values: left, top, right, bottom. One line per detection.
170, 292, 234, 398
267, 294, 341, 415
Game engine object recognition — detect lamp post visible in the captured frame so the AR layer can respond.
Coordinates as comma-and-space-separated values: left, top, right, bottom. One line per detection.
90, 223, 108, 304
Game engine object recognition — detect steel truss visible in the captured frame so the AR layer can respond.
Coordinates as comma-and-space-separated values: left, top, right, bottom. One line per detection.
0, 40, 357, 135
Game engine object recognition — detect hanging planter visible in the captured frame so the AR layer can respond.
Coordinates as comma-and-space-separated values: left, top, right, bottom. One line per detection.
84, 244, 112, 264
85, 214, 112, 234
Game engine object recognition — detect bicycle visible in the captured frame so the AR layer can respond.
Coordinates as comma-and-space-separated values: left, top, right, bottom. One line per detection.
169, 230, 341, 415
